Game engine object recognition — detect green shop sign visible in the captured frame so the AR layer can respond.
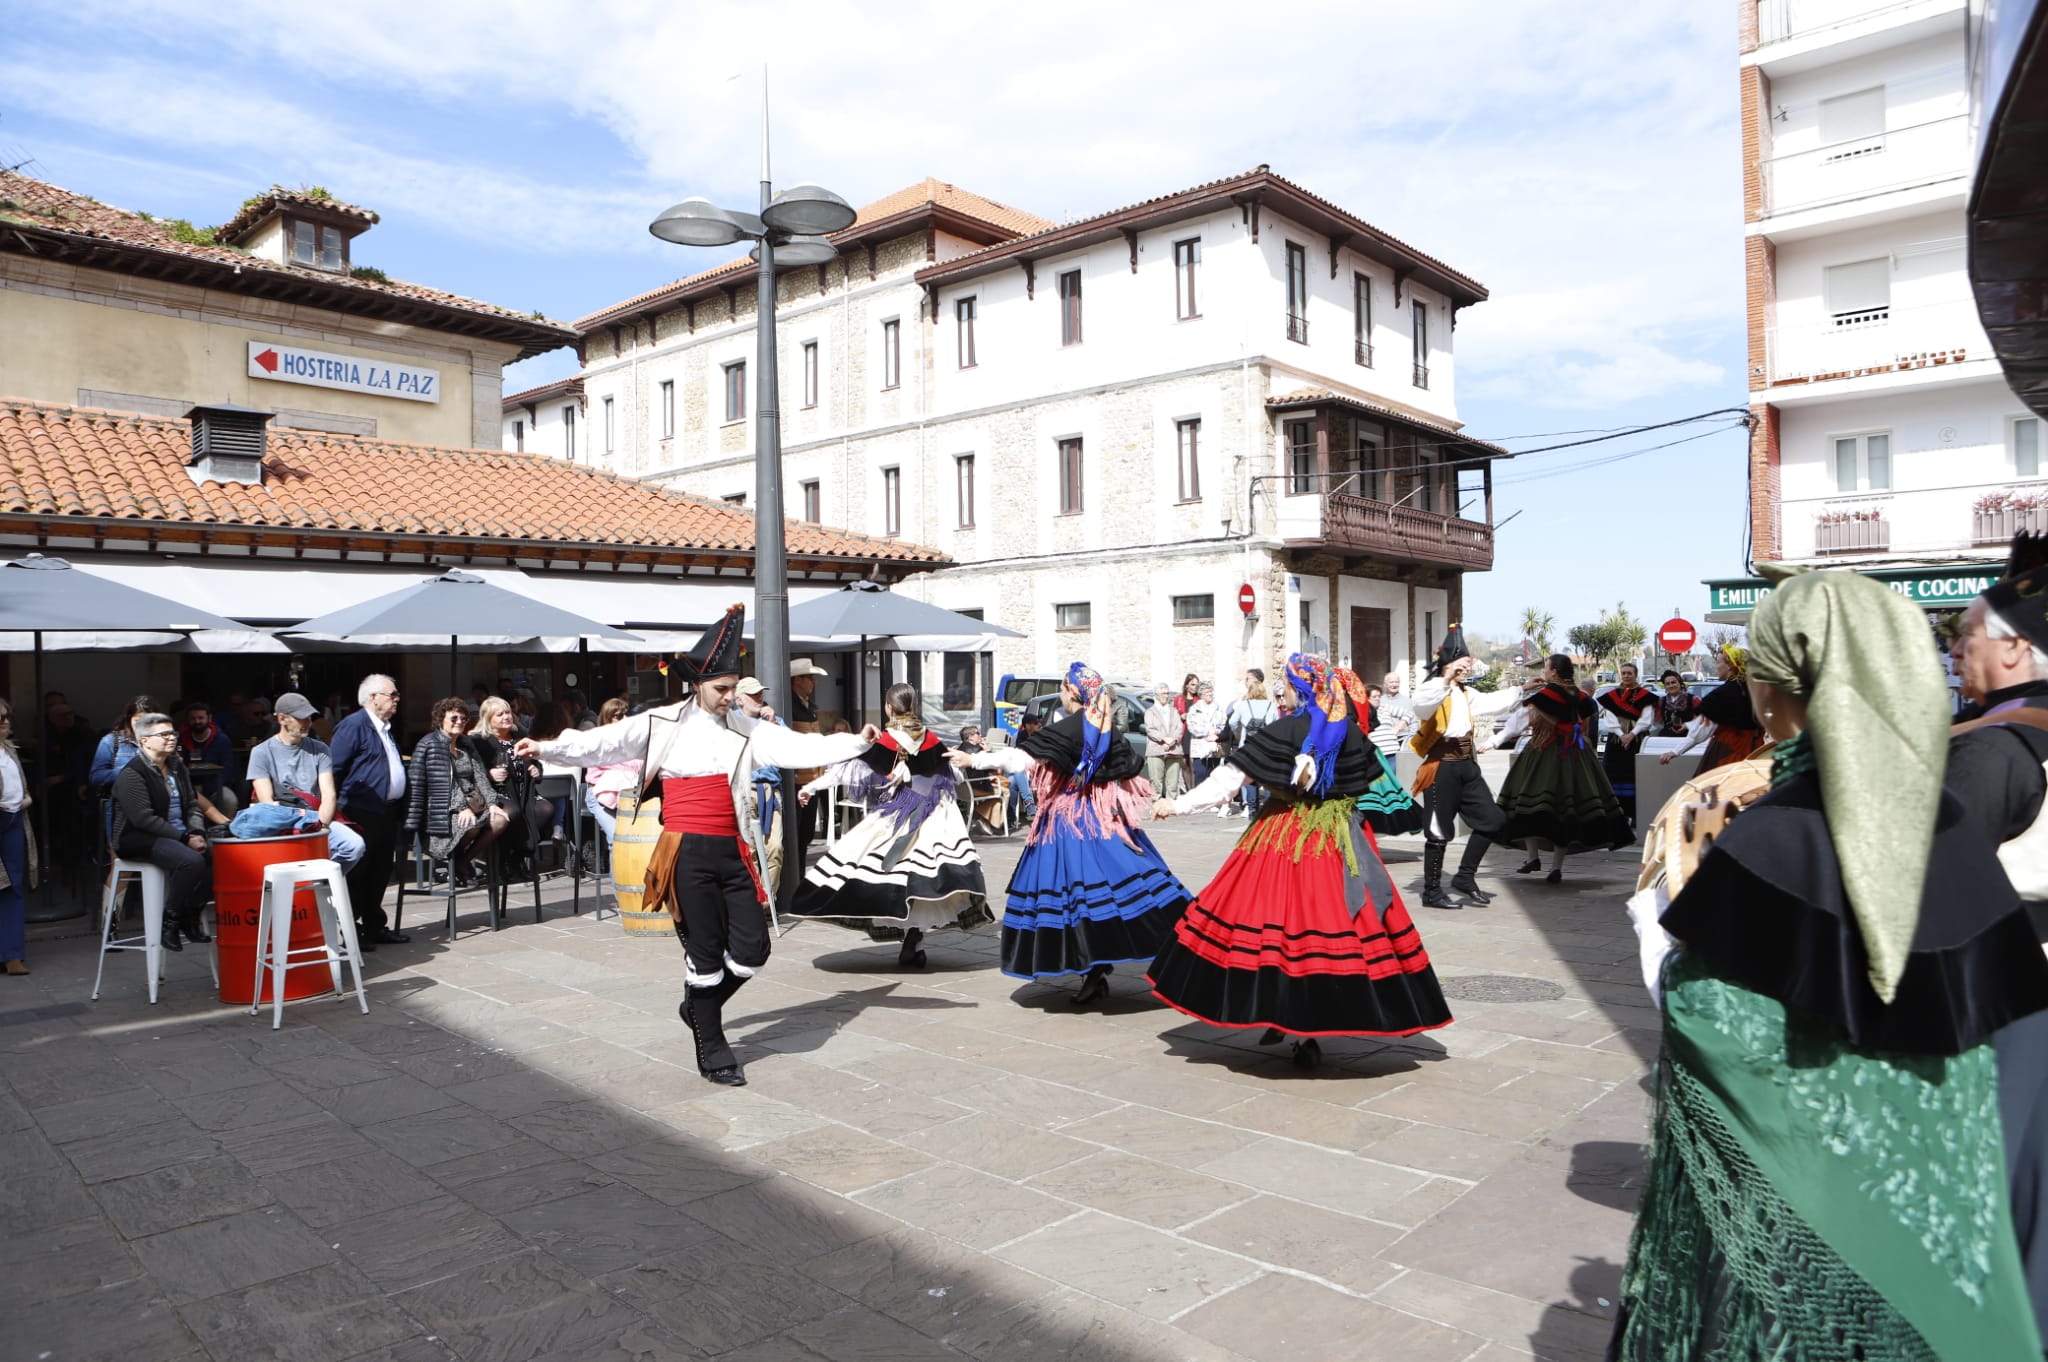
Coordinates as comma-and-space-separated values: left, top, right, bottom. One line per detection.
1707, 567, 2001, 616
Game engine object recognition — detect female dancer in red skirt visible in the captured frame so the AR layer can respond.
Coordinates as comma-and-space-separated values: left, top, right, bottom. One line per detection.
1146, 654, 1452, 1068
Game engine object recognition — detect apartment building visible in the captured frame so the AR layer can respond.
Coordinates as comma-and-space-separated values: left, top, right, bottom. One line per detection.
574, 171, 1499, 695
1743, 0, 2040, 568
502, 376, 585, 459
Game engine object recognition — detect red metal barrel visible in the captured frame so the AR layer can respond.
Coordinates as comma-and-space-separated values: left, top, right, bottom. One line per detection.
212, 831, 334, 1006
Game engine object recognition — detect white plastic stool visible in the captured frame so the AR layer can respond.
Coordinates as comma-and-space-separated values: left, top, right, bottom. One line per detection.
91, 859, 216, 1004
251, 858, 369, 1030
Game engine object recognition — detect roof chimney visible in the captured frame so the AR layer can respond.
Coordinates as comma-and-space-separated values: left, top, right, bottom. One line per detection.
184, 403, 273, 487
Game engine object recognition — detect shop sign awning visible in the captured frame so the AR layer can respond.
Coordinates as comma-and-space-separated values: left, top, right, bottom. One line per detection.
1706, 566, 2003, 621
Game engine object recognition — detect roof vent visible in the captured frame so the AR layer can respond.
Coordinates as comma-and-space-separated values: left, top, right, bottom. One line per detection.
184, 403, 273, 488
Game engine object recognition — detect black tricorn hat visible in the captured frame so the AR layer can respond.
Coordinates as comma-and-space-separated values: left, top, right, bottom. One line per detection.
1985, 566, 2048, 653
678, 604, 745, 682
1425, 623, 1471, 680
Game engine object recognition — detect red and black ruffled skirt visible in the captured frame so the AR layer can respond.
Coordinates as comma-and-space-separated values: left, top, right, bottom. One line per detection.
1146, 797, 1452, 1038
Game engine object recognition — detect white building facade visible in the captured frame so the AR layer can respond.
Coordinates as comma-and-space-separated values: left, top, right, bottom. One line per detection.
573, 172, 1498, 706
501, 376, 585, 460
1743, 0, 2041, 567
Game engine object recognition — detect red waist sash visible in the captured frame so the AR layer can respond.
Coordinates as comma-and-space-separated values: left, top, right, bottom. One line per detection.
662, 775, 739, 835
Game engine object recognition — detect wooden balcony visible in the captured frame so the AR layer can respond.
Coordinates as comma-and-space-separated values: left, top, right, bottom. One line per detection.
1314, 493, 1494, 570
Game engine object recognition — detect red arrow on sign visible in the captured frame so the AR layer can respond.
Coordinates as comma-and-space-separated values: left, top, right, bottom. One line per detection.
1658, 617, 1697, 653
253, 348, 279, 373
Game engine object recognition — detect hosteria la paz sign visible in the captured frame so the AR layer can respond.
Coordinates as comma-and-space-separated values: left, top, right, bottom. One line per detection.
248, 342, 441, 404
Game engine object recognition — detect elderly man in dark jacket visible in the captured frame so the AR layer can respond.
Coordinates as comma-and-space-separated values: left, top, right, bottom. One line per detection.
111, 711, 221, 950
328, 674, 410, 945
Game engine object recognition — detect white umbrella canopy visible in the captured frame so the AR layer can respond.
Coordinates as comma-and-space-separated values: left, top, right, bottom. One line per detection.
777, 581, 1024, 640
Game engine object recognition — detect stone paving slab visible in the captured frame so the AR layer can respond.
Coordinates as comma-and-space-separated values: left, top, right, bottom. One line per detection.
1, 803, 1653, 1360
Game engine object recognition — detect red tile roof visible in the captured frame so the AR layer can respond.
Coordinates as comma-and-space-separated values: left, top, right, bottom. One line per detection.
502, 376, 585, 410
0, 399, 946, 569
0, 171, 576, 360
1266, 387, 1509, 456
217, 186, 380, 243
575, 179, 1054, 332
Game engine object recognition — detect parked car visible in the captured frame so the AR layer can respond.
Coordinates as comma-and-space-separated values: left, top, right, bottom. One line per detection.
1015, 688, 1156, 760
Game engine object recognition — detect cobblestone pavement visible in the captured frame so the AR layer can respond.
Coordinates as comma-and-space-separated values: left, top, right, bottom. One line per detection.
1, 785, 1652, 1361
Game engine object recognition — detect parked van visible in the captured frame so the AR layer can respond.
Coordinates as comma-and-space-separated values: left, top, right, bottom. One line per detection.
994, 673, 1154, 758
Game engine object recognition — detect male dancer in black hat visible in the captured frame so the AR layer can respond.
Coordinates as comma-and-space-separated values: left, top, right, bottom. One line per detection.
1409, 625, 1535, 909
520, 606, 872, 1086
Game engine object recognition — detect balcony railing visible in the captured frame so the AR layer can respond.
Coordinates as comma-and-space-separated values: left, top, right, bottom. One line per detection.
1286, 313, 1309, 344
1761, 116, 1969, 217
1761, 296, 1987, 386
1814, 515, 1891, 554
1355, 339, 1373, 368
1756, 0, 1938, 44
1412, 362, 1430, 390
1320, 494, 1493, 570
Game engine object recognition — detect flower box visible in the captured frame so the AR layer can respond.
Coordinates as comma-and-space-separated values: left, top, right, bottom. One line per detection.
1815, 517, 1889, 555
1974, 504, 2048, 546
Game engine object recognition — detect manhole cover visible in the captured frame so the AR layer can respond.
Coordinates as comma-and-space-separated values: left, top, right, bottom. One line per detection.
1439, 975, 1566, 1003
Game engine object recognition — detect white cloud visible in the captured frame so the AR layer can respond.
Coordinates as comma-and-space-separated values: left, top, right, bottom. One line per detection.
18, 0, 1746, 407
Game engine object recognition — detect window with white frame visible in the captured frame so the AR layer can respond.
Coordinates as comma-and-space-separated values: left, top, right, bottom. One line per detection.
1819, 86, 1885, 155
956, 297, 977, 369
603, 396, 614, 455
1411, 443, 1439, 512
882, 466, 901, 536
1285, 242, 1309, 343
1285, 419, 1317, 495
562, 403, 576, 458
1411, 300, 1430, 389
1832, 431, 1892, 492
800, 479, 820, 523
802, 341, 819, 409
2015, 416, 2042, 478
1055, 602, 1091, 631
1172, 594, 1214, 623
881, 318, 901, 389
956, 454, 975, 528
1057, 437, 1083, 514
1176, 419, 1201, 502
1353, 273, 1373, 368
1059, 270, 1082, 345
1174, 239, 1200, 319
1825, 257, 1890, 326
723, 362, 746, 422
659, 380, 675, 438
512, 419, 524, 452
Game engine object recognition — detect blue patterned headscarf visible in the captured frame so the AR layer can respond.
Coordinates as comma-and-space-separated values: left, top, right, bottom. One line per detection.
1287, 653, 1347, 797
1067, 661, 1114, 783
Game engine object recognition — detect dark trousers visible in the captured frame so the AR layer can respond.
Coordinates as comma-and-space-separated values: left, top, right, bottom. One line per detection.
139, 836, 210, 916
1996, 1009, 2048, 1350
343, 800, 401, 932
671, 833, 768, 1072
0, 808, 25, 962
1424, 758, 1506, 875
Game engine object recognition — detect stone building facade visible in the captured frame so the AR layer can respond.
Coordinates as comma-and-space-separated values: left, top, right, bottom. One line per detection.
574, 171, 1500, 703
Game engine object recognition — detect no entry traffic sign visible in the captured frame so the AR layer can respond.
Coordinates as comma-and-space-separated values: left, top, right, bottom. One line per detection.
1238, 584, 1257, 616
1658, 617, 1697, 653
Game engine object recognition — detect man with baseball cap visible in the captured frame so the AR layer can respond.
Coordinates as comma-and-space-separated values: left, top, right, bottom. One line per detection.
247, 691, 367, 877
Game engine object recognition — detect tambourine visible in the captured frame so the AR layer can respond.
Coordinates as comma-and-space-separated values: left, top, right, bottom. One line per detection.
1637, 745, 1776, 896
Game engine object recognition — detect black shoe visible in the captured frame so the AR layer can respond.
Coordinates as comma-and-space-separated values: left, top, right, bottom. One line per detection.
1545, 869, 1563, 885
1516, 857, 1541, 875
1421, 844, 1467, 910
1258, 1027, 1287, 1047
897, 929, 927, 970
1071, 964, 1112, 1007
1449, 873, 1493, 905
1292, 1038, 1322, 1069
703, 1065, 747, 1087
160, 920, 184, 952
364, 928, 410, 945
178, 913, 212, 944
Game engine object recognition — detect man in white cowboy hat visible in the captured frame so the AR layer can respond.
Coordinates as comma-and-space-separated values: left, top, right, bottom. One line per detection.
787, 656, 830, 853
519, 607, 874, 1088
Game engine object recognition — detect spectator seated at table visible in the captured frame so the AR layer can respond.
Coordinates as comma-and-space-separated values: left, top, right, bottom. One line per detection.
579, 698, 638, 848
228, 696, 272, 748
111, 711, 230, 950
174, 700, 239, 819
477, 696, 553, 874
245, 693, 364, 871
404, 697, 505, 887
955, 725, 1005, 833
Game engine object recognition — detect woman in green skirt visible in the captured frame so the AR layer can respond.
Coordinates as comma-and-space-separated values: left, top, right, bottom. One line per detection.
1495, 654, 1632, 884
1610, 568, 2048, 1361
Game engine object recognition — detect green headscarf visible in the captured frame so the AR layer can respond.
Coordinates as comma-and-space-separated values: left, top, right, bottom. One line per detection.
1745, 565, 1948, 1003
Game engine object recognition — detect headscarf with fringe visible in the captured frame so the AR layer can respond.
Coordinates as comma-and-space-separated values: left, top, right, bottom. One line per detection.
1720, 642, 1750, 679
1286, 654, 1347, 798
1744, 565, 1947, 1003
1067, 661, 1114, 785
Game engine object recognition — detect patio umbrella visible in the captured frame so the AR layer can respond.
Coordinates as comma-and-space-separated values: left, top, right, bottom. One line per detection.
282, 569, 642, 693
778, 582, 1024, 730
1, 554, 256, 919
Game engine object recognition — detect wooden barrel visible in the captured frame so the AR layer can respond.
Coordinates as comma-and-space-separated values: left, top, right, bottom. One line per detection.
611, 801, 670, 935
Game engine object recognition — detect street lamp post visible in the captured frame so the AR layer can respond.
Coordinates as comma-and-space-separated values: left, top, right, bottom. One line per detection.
651, 179, 854, 903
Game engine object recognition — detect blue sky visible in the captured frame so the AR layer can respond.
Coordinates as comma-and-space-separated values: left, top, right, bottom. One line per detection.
5, 0, 1751, 639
